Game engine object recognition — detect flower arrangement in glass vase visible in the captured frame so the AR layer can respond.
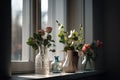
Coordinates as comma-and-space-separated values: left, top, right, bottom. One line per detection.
56, 20, 84, 73
26, 26, 55, 74
81, 40, 103, 70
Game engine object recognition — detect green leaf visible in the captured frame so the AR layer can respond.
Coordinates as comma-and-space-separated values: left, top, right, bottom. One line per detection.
33, 33, 38, 39
31, 44, 38, 50
47, 43, 51, 47
49, 49, 56, 52
59, 39, 65, 44
73, 37, 78, 41
26, 37, 35, 45
33, 33, 43, 41
44, 39, 48, 46
76, 43, 83, 51
51, 40, 55, 42
47, 35, 52, 40
73, 31, 78, 36
26, 37, 38, 50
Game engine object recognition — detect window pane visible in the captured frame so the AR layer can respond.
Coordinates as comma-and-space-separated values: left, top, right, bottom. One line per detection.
41, 0, 48, 29
11, 0, 30, 61
11, 0, 23, 60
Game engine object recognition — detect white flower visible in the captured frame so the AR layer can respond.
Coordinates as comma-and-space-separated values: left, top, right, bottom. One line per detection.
71, 41, 74, 46
68, 30, 73, 38
58, 24, 64, 30
68, 29, 75, 38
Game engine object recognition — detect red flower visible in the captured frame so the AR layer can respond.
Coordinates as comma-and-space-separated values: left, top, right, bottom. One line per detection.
38, 29, 45, 36
46, 27, 52, 33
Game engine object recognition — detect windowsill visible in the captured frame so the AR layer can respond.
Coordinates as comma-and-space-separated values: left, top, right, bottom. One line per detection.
12, 70, 104, 80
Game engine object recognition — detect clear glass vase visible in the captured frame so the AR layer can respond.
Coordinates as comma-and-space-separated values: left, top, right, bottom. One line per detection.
78, 51, 84, 71
82, 56, 95, 71
35, 46, 49, 75
51, 56, 63, 73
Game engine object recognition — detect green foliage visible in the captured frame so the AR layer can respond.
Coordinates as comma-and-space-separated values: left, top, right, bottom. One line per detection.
47, 35, 52, 40
26, 27, 56, 52
26, 37, 38, 50
76, 43, 83, 51
56, 20, 84, 52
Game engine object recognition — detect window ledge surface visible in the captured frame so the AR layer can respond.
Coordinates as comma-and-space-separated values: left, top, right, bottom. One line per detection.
12, 70, 104, 80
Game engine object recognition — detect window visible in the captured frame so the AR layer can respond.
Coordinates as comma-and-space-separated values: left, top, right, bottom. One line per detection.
11, 0, 93, 74
11, 0, 34, 73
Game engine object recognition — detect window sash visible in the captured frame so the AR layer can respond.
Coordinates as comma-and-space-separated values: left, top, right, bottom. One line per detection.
11, 0, 38, 73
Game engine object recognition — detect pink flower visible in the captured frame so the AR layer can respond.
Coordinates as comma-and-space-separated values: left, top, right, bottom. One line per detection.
46, 27, 52, 33
38, 29, 45, 36
82, 43, 91, 53
85, 44, 91, 49
82, 46, 87, 53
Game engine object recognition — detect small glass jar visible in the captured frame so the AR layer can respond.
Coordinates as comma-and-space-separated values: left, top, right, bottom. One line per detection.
51, 56, 63, 73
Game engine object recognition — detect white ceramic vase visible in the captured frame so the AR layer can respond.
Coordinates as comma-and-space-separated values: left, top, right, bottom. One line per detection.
63, 50, 78, 73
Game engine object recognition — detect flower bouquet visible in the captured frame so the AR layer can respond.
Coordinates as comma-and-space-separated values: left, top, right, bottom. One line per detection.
26, 27, 55, 52
26, 26, 55, 74
81, 40, 103, 70
56, 20, 84, 52
56, 20, 84, 73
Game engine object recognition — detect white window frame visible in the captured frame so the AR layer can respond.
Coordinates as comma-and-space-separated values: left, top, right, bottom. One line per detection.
11, 0, 34, 73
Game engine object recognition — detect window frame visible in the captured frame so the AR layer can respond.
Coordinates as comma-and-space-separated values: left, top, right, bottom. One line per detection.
11, 0, 39, 73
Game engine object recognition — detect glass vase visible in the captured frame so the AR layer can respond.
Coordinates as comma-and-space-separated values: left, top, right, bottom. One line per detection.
35, 46, 49, 75
82, 56, 95, 71
51, 56, 63, 73
78, 51, 84, 71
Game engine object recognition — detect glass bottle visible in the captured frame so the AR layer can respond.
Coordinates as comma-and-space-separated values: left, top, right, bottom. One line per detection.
51, 56, 63, 73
